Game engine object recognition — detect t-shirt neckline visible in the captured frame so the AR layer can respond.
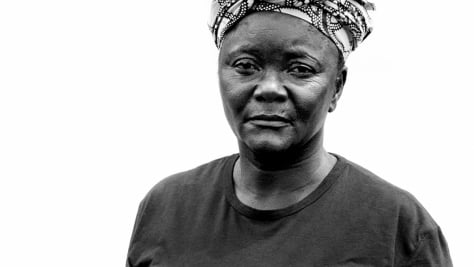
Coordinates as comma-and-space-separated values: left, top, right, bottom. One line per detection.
223, 153, 347, 221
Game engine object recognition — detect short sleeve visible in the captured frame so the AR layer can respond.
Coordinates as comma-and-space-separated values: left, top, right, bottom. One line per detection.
401, 226, 452, 267
126, 198, 148, 267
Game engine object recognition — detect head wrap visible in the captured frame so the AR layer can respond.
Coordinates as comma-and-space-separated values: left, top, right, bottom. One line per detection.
209, 0, 375, 59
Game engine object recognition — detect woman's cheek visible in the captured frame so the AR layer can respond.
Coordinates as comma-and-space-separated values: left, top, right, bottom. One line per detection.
219, 85, 250, 123
293, 83, 329, 115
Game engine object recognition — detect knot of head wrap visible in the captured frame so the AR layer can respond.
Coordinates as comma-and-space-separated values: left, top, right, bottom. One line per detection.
209, 0, 375, 59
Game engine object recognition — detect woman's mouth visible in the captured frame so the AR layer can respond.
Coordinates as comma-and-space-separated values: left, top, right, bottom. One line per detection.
247, 114, 290, 127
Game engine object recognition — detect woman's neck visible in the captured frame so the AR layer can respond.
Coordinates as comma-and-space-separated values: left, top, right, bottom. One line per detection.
233, 144, 336, 210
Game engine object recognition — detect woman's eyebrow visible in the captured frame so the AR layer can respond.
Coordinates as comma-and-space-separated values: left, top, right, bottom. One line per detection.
226, 44, 261, 58
284, 48, 323, 67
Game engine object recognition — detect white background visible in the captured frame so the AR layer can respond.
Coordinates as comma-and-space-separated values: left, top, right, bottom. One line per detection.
0, 1, 472, 266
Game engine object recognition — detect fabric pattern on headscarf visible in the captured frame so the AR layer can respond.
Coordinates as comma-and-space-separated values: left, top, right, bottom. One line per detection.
209, 0, 375, 59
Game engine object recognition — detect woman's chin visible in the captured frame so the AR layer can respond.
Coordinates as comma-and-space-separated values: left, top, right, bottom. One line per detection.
242, 135, 293, 155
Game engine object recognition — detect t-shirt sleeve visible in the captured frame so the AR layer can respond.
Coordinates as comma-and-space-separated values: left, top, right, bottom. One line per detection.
389, 189, 453, 267
125, 177, 179, 267
126, 197, 149, 267
400, 226, 452, 267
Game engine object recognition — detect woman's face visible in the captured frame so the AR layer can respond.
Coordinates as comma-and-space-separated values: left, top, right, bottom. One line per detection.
218, 12, 344, 155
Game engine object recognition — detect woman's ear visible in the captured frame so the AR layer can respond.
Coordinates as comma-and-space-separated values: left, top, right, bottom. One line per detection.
329, 66, 347, 113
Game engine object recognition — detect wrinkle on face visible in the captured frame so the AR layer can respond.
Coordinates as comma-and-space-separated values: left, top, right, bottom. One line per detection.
218, 12, 343, 157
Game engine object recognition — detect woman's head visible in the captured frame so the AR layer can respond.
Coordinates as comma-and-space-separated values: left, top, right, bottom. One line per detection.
211, 0, 374, 157
218, 12, 344, 156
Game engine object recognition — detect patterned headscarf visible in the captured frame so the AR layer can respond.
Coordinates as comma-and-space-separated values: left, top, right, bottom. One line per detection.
209, 0, 375, 59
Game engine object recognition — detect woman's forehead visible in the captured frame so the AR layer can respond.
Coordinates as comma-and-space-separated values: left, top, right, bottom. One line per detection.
221, 12, 339, 60
232, 12, 319, 37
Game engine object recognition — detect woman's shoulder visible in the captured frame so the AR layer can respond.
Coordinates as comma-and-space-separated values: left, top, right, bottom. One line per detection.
333, 155, 450, 265
143, 154, 238, 202
335, 154, 437, 227
337, 155, 414, 199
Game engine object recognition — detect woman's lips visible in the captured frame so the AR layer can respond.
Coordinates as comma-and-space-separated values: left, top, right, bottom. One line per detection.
247, 114, 290, 127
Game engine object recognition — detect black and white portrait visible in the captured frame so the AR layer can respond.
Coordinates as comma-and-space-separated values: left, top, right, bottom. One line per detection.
0, 1, 472, 266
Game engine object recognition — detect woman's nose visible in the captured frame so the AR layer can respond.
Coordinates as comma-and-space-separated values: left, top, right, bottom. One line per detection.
253, 70, 288, 103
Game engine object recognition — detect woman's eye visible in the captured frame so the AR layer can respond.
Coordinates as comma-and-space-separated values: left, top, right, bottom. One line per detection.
288, 64, 315, 76
233, 59, 259, 74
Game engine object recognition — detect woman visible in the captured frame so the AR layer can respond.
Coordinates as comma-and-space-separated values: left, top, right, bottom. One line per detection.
127, 1, 452, 266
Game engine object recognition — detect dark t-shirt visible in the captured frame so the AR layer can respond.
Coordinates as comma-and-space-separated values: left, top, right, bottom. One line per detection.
127, 154, 452, 266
